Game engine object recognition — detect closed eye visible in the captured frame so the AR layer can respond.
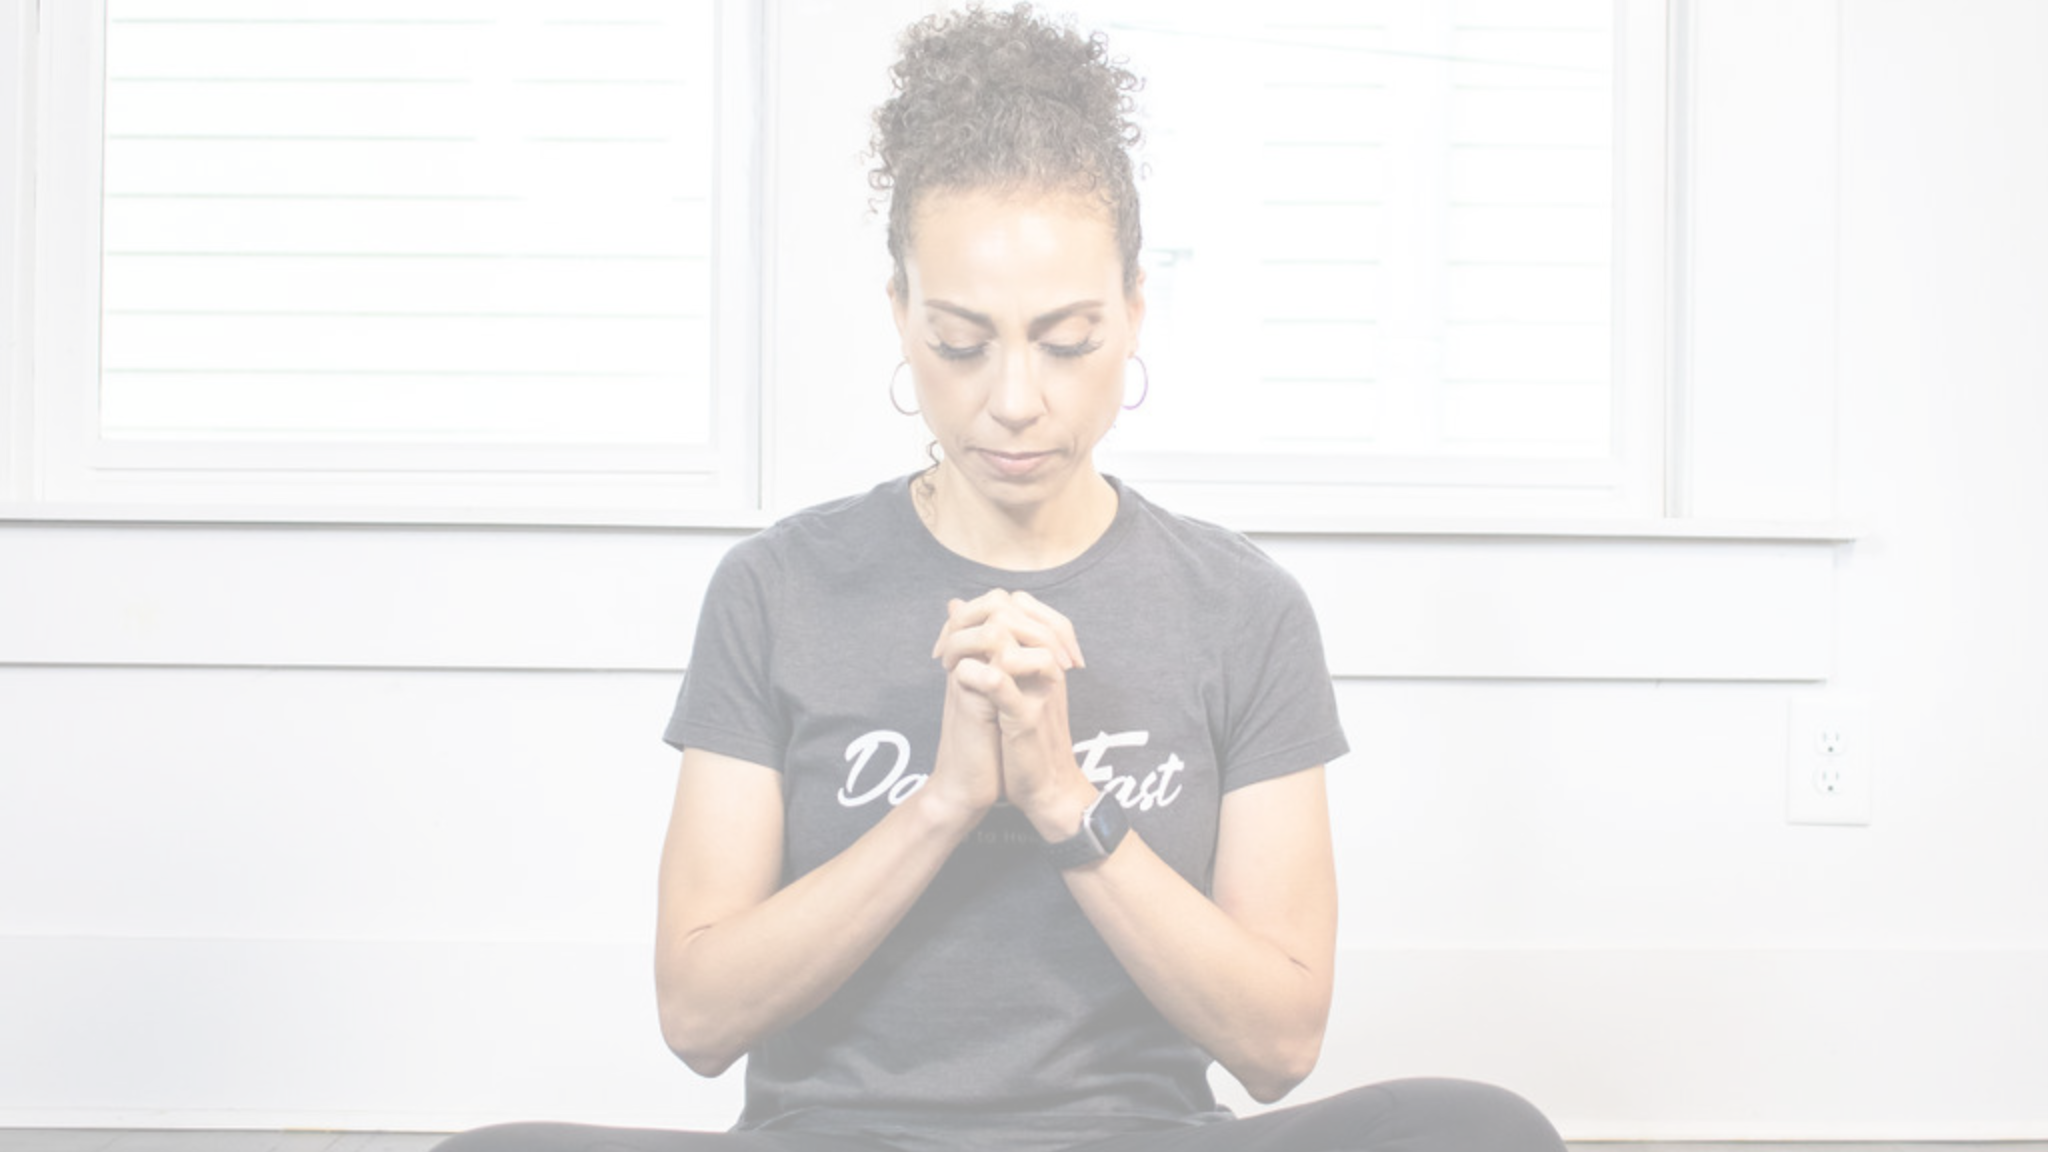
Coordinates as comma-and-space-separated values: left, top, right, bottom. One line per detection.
1043, 338, 1103, 360
928, 340, 987, 362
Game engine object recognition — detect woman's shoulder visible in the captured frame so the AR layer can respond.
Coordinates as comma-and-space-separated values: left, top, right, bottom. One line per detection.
1117, 481, 1309, 601
728, 476, 906, 556
709, 476, 914, 597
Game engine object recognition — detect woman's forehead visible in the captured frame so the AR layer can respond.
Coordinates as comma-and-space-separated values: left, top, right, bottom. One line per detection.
904, 187, 1121, 290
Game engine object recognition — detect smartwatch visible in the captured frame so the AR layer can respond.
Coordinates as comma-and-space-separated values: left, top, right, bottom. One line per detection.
1043, 789, 1130, 870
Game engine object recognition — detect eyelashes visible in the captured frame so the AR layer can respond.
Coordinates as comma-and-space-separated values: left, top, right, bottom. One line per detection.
926, 338, 1103, 362
928, 341, 985, 362
1046, 338, 1104, 360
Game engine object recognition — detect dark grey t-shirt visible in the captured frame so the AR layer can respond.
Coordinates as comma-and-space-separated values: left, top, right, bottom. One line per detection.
664, 475, 1348, 1152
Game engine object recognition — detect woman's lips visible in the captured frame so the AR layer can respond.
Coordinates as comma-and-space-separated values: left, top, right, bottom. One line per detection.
977, 448, 1054, 478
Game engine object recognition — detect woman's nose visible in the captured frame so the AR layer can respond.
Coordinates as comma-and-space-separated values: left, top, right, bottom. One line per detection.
986, 347, 1045, 429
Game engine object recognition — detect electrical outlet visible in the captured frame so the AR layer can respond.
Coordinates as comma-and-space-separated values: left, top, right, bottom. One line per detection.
1787, 697, 1872, 826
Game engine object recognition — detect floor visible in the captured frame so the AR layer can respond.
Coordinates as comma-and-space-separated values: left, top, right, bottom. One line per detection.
2, 1137, 2046, 1152
0, 1138, 443, 1152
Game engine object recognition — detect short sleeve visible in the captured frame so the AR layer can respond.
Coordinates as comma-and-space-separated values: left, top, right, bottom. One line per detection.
1217, 562, 1349, 792
662, 538, 788, 769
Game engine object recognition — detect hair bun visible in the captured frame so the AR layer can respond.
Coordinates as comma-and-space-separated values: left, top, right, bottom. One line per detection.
869, 3, 1145, 294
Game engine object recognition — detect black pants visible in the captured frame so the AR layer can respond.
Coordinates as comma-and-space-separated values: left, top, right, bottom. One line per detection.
432, 1078, 1566, 1152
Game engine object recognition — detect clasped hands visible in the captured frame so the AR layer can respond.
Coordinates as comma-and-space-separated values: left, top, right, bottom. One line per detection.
926, 589, 1095, 834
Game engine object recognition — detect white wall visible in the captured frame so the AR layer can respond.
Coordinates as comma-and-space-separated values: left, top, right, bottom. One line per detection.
3, 0, 2047, 1140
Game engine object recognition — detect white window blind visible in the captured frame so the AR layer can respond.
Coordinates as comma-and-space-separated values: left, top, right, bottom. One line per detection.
1090, 0, 1659, 520
75, 0, 751, 514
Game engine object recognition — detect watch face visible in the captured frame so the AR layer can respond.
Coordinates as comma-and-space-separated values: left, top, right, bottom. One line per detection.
1086, 794, 1129, 854
1085, 805, 1113, 845
1048, 792, 1127, 869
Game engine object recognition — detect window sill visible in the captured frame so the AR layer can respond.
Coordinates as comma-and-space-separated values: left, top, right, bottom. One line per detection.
0, 501, 774, 533
0, 501, 1857, 545
1240, 515, 1858, 544
0, 512, 1853, 681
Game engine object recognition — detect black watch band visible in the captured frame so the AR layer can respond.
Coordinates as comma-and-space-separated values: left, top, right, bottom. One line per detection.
1043, 789, 1130, 870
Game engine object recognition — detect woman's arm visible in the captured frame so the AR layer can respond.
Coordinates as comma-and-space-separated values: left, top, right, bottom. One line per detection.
653, 665, 1006, 1076
938, 590, 1338, 1103
1031, 767, 1338, 1104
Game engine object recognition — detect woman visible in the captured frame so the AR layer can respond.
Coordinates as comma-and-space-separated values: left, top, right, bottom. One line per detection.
439, 6, 1565, 1151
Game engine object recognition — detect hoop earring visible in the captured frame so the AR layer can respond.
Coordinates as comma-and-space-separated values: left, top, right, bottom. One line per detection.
1123, 355, 1151, 411
888, 360, 919, 416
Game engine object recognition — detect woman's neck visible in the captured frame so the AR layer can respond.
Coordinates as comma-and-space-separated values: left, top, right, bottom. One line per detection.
915, 463, 1119, 572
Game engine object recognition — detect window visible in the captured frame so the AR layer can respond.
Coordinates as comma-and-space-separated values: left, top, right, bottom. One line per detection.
20, 0, 757, 517
1091, 0, 1670, 520
4, 0, 1670, 525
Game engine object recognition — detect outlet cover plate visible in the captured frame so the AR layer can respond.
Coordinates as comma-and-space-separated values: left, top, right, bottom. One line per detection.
1787, 696, 1872, 826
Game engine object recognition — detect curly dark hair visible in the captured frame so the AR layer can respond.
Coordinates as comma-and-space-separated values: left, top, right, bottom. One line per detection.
869, 3, 1144, 297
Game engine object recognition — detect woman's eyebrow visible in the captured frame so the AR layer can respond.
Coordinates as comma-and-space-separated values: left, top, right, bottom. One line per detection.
923, 300, 996, 330
1027, 301, 1104, 339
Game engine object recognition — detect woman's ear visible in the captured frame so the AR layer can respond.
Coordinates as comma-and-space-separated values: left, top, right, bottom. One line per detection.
1125, 267, 1148, 354
887, 276, 908, 342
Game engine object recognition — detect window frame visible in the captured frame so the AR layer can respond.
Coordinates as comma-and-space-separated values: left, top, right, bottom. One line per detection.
1, 0, 1837, 536
1090, 0, 1672, 524
9, 0, 765, 522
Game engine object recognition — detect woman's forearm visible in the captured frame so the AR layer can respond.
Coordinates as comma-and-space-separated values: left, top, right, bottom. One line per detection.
1022, 771, 1338, 1103
654, 765, 987, 1076
1067, 831, 1333, 1101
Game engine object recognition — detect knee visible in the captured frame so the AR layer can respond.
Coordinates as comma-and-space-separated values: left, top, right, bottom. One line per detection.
1378, 1078, 1565, 1152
